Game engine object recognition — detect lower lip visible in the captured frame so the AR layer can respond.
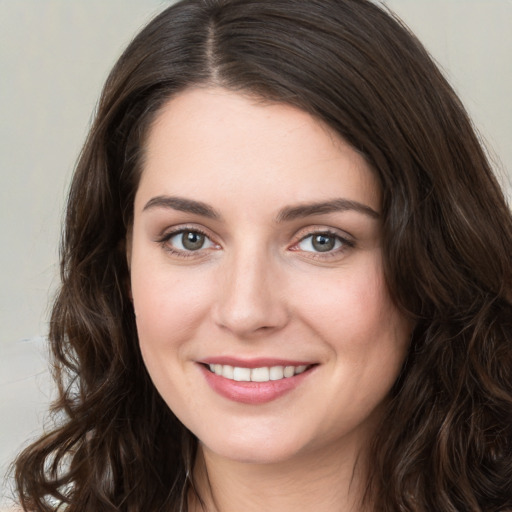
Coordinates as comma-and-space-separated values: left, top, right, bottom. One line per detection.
200, 365, 314, 404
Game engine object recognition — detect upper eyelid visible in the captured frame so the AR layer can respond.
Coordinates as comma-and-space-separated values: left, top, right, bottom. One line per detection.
293, 233, 353, 249
157, 224, 214, 241
293, 225, 354, 242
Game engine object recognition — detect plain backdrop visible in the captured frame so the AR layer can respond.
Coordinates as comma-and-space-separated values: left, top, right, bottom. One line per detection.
1, 0, 511, 504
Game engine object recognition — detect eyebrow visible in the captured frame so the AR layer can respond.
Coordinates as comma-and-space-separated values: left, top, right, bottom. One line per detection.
275, 198, 380, 222
143, 195, 221, 219
142, 195, 380, 222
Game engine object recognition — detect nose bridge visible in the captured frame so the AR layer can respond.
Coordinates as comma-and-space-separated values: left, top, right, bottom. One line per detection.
213, 239, 288, 336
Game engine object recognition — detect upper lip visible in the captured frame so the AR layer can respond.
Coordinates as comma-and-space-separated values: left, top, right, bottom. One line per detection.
199, 357, 316, 368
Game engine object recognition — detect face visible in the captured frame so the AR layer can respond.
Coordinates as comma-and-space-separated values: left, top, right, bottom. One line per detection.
128, 87, 410, 466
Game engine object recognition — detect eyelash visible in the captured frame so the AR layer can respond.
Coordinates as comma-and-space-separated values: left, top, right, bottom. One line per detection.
156, 227, 355, 260
157, 226, 217, 259
292, 230, 355, 259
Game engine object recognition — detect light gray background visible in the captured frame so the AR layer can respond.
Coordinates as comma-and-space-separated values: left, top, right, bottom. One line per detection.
1, 0, 511, 505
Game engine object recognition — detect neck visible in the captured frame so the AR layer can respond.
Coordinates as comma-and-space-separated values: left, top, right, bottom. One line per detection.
189, 441, 373, 512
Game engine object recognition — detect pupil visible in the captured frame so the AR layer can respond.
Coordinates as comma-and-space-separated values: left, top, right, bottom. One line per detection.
182, 231, 204, 250
312, 234, 335, 252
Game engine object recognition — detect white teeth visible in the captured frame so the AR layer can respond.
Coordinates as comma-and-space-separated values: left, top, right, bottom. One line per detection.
222, 365, 234, 379
283, 366, 295, 378
208, 363, 310, 382
269, 366, 284, 380
233, 367, 251, 381
251, 367, 270, 382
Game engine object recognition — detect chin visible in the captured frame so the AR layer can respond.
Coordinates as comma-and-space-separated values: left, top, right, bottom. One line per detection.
198, 427, 313, 465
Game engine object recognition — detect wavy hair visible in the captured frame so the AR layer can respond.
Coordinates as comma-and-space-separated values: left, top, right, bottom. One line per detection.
14, 0, 512, 510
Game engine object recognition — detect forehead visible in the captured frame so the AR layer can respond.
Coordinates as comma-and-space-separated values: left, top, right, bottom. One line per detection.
136, 87, 380, 215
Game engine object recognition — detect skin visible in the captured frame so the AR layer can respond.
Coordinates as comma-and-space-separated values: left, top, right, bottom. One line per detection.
127, 87, 411, 511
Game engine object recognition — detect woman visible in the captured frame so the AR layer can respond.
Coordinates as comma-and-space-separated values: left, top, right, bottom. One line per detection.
14, 0, 512, 510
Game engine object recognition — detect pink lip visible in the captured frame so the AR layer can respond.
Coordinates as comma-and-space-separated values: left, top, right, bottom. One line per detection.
198, 361, 316, 405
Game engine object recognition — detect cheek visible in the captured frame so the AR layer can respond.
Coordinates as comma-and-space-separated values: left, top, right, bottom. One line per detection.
130, 254, 216, 361
297, 256, 397, 341
295, 254, 411, 394
130, 261, 214, 412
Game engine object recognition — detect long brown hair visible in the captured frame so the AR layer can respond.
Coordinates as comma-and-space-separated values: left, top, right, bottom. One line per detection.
14, 0, 512, 510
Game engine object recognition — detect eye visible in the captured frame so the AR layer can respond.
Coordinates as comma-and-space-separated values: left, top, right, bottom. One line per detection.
166, 230, 216, 252
296, 232, 346, 253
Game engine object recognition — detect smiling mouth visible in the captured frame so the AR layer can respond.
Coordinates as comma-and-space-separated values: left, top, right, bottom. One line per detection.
206, 363, 312, 382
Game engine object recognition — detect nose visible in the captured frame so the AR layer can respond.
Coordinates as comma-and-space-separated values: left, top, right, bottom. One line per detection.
212, 247, 290, 338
